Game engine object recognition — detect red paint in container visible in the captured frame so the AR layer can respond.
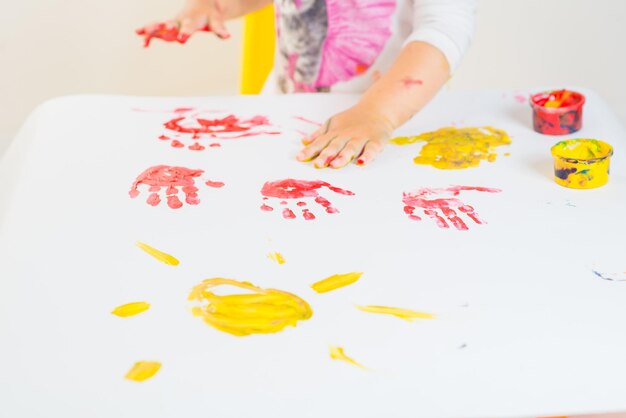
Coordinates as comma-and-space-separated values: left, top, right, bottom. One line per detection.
529, 89, 585, 135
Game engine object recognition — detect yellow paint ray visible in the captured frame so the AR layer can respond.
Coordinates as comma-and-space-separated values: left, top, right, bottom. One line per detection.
111, 302, 150, 317
267, 251, 285, 264
329, 346, 366, 369
188, 278, 312, 336
136, 241, 179, 266
390, 126, 511, 170
356, 305, 436, 321
311, 272, 363, 294
125, 361, 161, 382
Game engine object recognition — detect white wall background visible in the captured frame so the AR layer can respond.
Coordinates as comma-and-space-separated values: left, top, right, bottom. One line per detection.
1, 0, 625, 158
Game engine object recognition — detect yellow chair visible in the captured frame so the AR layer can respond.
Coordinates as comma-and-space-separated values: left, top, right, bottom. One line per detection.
240, 5, 276, 94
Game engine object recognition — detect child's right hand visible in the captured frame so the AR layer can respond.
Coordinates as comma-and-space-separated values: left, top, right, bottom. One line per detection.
136, 0, 231, 47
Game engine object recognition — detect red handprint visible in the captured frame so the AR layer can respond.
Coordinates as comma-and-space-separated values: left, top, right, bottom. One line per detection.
129, 165, 224, 209
135, 22, 210, 47
260, 179, 355, 220
402, 186, 501, 230
157, 109, 281, 151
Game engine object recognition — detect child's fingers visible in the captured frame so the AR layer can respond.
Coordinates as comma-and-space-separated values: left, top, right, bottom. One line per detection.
355, 140, 385, 166
208, 16, 230, 39
296, 134, 334, 162
312, 137, 352, 168
330, 138, 368, 168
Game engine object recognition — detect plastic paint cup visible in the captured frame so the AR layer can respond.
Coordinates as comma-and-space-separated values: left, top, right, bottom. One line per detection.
550, 139, 613, 189
530, 89, 585, 135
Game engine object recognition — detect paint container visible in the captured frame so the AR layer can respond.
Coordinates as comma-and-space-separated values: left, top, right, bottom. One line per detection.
530, 89, 585, 135
550, 139, 613, 189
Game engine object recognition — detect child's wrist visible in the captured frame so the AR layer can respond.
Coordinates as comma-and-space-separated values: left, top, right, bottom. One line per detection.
352, 102, 397, 135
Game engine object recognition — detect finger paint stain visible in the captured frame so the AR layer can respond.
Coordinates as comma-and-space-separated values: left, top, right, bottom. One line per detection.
311, 272, 363, 294
111, 302, 151, 317
592, 269, 626, 282
267, 252, 286, 265
260, 179, 355, 220
136, 241, 180, 266
125, 361, 161, 382
401, 77, 424, 88
356, 305, 435, 321
329, 346, 366, 369
402, 186, 502, 230
188, 278, 312, 336
391, 126, 511, 169
129, 165, 223, 209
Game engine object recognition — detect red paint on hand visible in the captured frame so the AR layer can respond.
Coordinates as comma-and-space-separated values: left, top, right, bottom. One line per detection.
136, 22, 210, 48
129, 165, 224, 209
402, 186, 501, 230
401, 77, 424, 88
260, 179, 354, 220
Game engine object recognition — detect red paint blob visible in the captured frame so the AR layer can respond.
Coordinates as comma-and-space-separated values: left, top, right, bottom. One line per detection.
209, 143, 221, 148
530, 89, 585, 135
260, 179, 354, 220
158, 135, 170, 141
356, 159, 365, 166
171, 140, 184, 148
189, 142, 205, 151
402, 186, 501, 231
205, 180, 225, 188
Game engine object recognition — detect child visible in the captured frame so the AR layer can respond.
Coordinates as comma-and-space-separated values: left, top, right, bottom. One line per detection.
137, 0, 477, 168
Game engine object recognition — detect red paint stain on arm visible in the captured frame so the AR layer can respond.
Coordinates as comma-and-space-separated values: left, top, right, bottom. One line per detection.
401, 77, 424, 88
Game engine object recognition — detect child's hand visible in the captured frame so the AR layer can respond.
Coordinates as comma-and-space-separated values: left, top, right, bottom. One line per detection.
296, 105, 394, 169
136, 0, 230, 47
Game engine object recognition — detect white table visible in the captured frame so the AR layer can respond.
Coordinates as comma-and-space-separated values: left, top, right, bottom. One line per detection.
1, 90, 625, 418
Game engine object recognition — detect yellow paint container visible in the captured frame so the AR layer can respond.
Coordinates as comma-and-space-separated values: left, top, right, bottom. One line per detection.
550, 139, 613, 189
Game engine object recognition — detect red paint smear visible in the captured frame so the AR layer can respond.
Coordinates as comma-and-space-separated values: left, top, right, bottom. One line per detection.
402, 186, 501, 231
209, 143, 221, 147
158, 135, 170, 141
164, 114, 279, 139
189, 142, 205, 151
205, 180, 225, 188
356, 159, 365, 166
513, 94, 527, 104
282, 208, 296, 219
260, 179, 354, 220
136, 22, 210, 47
260, 204, 274, 211
401, 77, 424, 88
171, 140, 184, 148
129, 165, 208, 209
293, 116, 323, 127
174, 107, 195, 113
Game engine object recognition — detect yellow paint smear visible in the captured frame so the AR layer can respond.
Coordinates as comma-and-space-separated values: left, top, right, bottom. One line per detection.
390, 126, 511, 169
125, 361, 161, 382
311, 272, 363, 294
136, 241, 179, 266
188, 278, 312, 336
329, 346, 366, 369
356, 305, 435, 321
267, 251, 285, 264
111, 302, 150, 317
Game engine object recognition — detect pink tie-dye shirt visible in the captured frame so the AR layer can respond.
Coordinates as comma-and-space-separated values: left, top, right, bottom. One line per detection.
269, 0, 477, 93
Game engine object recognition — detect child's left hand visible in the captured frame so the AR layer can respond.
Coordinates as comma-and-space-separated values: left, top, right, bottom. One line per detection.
296, 105, 394, 168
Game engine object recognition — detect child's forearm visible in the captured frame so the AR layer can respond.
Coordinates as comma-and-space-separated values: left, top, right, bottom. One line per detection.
357, 41, 451, 130
223, 0, 273, 20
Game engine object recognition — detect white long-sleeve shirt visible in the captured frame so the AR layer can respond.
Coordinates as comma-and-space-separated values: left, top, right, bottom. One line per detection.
266, 0, 477, 93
